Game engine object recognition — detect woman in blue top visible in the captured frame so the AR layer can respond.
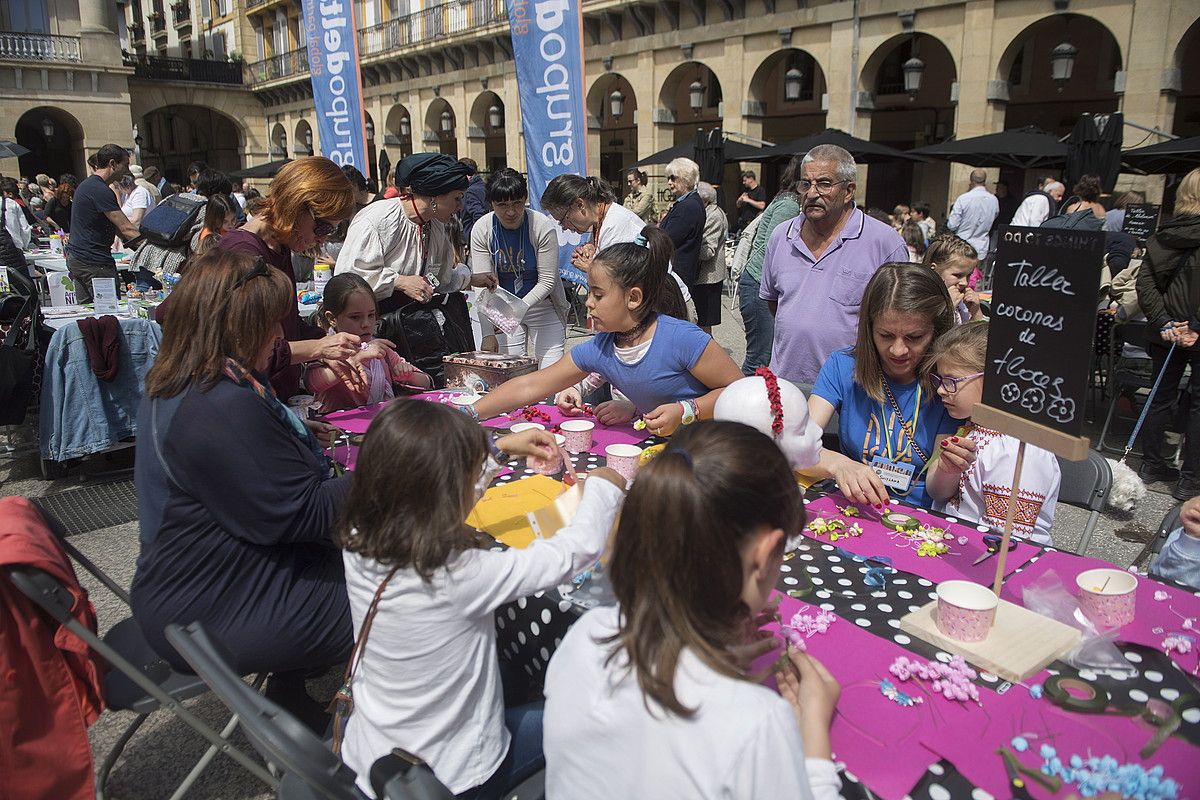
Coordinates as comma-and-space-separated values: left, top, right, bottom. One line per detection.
808, 262, 957, 507
470, 226, 742, 436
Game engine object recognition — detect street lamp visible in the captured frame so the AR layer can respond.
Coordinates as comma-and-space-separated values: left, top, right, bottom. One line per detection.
784, 66, 803, 102
488, 104, 503, 129
366, 119, 375, 141
304, 128, 313, 149
903, 56, 925, 98
440, 110, 453, 135
610, 89, 625, 120
1050, 42, 1077, 92
399, 115, 411, 138
41, 118, 55, 138
688, 80, 705, 114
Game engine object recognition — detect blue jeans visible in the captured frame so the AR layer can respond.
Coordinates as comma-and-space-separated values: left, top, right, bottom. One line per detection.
457, 701, 545, 800
738, 269, 774, 376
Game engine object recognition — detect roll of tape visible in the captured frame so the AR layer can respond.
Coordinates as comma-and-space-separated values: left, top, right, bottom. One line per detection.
1044, 675, 1111, 713
881, 512, 920, 532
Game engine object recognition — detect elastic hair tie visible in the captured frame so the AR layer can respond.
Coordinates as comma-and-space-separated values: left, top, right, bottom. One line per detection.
633, 233, 649, 249
755, 367, 785, 438
668, 447, 693, 469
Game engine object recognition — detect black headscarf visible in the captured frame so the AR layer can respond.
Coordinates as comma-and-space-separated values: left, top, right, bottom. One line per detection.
394, 153, 471, 197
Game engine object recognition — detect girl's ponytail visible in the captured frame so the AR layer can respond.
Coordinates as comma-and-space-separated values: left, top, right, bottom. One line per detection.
641, 226, 686, 320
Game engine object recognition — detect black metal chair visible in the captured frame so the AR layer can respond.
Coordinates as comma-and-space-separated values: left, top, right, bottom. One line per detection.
5, 505, 276, 799
1097, 320, 1156, 455
1056, 450, 1113, 556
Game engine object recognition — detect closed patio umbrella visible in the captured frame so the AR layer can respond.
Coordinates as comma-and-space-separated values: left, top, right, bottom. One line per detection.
229, 159, 293, 179
742, 128, 923, 164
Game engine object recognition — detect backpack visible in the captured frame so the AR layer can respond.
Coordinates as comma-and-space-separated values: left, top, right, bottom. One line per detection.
1040, 196, 1105, 232
139, 192, 206, 248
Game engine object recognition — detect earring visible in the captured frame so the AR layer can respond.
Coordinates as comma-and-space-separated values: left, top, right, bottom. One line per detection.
431, 200, 438, 212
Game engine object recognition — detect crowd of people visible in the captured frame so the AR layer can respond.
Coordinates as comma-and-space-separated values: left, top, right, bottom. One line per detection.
7, 139, 1200, 800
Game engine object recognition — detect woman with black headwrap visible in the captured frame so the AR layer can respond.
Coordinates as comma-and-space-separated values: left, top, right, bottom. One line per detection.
335, 153, 476, 384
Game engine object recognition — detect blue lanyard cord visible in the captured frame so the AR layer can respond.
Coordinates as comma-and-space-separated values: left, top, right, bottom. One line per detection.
1123, 341, 1176, 461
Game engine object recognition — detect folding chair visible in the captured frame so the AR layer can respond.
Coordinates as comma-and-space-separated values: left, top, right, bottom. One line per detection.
8, 506, 276, 799
1144, 502, 1186, 578
1056, 450, 1113, 556
165, 621, 465, 800
1097, 321, 1155, 455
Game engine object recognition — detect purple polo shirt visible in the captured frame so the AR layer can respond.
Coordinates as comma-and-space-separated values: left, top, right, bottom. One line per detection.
759, 207, 907, 385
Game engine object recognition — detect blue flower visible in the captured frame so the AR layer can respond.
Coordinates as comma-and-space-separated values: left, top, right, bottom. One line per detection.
1040, 744, 1056, 760
1011, 736, 1029, 752
1028, 683, 1043, 699
1070, 755, 1084, 769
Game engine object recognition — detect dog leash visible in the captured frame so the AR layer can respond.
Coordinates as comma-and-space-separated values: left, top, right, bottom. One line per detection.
1120, 340, 1176, 465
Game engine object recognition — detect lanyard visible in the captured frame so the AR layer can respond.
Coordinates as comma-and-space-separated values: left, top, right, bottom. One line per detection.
880, 381, 928, 464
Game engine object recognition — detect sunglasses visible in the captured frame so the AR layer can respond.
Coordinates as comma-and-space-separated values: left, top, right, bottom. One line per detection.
229, 257, 270, 292
311, 212, 339, 237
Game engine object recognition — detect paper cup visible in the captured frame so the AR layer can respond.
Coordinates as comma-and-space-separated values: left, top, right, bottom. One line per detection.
560, 419, 595, 453
528, 434, 568, 475
1076, 568, 1137, 628
605, 443, 643, 483
449, 393, 480, 406
935, 580, 998, 642
509, 422, 546, 434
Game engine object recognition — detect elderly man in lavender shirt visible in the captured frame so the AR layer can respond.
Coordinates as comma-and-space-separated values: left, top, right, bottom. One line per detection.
759, 145, 908, 387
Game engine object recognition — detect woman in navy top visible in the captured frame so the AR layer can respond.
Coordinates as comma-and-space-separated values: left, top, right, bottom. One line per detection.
808, 263, 959, 507
471, 227, 742, 437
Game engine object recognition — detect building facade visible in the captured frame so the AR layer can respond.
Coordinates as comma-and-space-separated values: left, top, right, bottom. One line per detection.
2, 0, 1198, 214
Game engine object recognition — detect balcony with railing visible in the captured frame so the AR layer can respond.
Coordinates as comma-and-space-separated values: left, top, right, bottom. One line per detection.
149, 11, 168, 35
245, 46, 309, 84
173, 2, 191, 26
123, 52, 244, 84
358, 0, 507, 57
0, 31, 82, 63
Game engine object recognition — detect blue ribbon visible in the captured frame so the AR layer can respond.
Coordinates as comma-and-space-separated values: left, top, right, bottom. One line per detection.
834, 547, 897, 589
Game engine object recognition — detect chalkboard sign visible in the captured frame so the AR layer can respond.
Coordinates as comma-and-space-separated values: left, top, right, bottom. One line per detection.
977, 227, 1105, 448
1122, 203, 1161, 243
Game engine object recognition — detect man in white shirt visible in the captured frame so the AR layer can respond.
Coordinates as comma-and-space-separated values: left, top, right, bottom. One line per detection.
1, 177, 32, 250
1010, 181, 1065, 228
946, 169, 999, 259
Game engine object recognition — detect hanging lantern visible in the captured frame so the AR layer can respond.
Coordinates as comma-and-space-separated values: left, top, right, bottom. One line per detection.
365, 119, 375, 141
440, 110, 453, 134
304, 128, 313, 148
278, 132, 287, 156
399, 115, 411, 138
902, 57, 925, 97
488, 104, 503, 129
610, 89, 625, 119
688, 80, 705, 113
784, 66, 803, 102
1050, 42, 1077, 91
41, 118, 55, 138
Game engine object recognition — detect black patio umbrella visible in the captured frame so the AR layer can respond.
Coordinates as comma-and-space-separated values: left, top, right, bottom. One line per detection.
378, 149, 392, 190
741, 128, 923, 165
1122, 135, 1200, 175
631, 138, 763, 168
907, 126, 1066, 170
693, 128, 725, 184
229, 159, 293, 179
0, 141, 31, 159
1066, 113, 1123, 192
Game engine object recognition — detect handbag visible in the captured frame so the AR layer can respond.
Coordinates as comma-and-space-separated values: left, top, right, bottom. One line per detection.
330, 566, 399, 755
0, 267, 39, 425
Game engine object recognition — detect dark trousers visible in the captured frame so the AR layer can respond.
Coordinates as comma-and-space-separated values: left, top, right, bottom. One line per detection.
1140, 342, 1200, 479
65, 253, 119, 304
738, 269, 774, 375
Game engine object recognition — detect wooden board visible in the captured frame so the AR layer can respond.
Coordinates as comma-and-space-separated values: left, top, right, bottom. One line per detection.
972, 404, 1091, 461
899, 598, 1082, 683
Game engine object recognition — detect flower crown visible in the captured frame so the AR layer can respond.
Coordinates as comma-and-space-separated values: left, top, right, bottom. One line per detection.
755, 367, 785, 438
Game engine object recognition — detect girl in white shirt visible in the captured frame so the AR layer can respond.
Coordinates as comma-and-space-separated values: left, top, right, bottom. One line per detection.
925, 321, 1061, 544
543, 421, 844, 800
337, 399, 627, 799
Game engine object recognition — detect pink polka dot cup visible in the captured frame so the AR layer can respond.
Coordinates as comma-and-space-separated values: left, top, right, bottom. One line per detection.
509, 422, 546, 434
559, 419, 595, 453
528, 434, 567, 475
935, 580, 998, 642
1076, 568, 1137, 629
604, 443, 643, 483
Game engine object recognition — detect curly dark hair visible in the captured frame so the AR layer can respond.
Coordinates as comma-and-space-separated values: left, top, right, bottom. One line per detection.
1071, 174, 1102, 203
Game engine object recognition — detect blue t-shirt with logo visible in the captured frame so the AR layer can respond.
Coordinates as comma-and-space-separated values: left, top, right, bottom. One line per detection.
812, 348, 955, 507
569, 313, 711, 413
491, 215, 538, 296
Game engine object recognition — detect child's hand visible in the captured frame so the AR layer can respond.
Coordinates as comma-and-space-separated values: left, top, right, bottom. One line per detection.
496, 429, 557, 462
775, 649, 840, 760
319, 332, 361, 361
595, 399, 637, 426
353, 338, 396, 364
1181, 495, 1200, 538
556, 387, 586, 416
643, 403, 684, 436
938, 435, 977, 474
832, 460, 891, 508
729, 627, 779, 670
586, 466, 627, 490
963, 288, 983, 320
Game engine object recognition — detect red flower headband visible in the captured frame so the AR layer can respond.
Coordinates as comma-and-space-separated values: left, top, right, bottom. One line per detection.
755, 367, 785, 438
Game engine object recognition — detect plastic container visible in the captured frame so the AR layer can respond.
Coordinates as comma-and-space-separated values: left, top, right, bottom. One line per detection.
313, 263, 333, 295
49, 234, 63, 255
477, 287, 529, 335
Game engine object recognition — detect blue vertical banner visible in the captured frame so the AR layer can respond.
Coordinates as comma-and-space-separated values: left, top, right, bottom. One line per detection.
302, 0, 368, 171
506, 0, 589, 285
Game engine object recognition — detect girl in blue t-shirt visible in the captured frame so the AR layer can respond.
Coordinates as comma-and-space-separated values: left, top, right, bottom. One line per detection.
808, 262, 958, 507
470, 226, 742, 437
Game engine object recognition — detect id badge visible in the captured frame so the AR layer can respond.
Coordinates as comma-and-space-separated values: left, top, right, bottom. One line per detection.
870, 456, 915, 492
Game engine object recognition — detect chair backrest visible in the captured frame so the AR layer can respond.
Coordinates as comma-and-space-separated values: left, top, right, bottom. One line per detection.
165, 622, 360, 800
1056, 450, 1113, 513
1152, 502, 1185, 558
30, 501, 132, 605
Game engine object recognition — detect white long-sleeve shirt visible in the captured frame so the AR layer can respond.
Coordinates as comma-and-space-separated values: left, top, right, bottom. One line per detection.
544, 605, 843, 800
340, 477, 624, 797
335, 198, 471, 299
470, 208, 569, 318
946, 186, 999, 259
1010, 192, 1055, 229
2, 197, 32, 250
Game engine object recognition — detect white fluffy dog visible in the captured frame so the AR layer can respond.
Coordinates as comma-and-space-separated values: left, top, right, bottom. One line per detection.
1106, 457, 1147, 513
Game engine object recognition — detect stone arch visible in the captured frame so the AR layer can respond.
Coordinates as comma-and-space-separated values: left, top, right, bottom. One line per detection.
294, 119, 314, 155
385, 103, 414, 157
15, 106, 86, 180
425, 98, 457, 157
1171, 15, 1200, 137
746, 48, 827, 143
469, 91, 507, 172
134, 104, 246, 183
658, 61, 722, 144
859, 32, 958, 102
588, 72, 638, 188
270, 122, 288, 157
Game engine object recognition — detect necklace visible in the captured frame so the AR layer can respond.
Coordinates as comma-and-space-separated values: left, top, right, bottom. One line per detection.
402, 194, 431, 268
591, 201, 610, 245
615, 315, 653, 347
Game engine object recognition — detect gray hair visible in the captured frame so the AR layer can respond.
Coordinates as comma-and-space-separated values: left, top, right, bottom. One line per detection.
666, 157, 700, 191
1045, 181, 1065, 194
696, 181, 717, 204
801, 145, 857, 183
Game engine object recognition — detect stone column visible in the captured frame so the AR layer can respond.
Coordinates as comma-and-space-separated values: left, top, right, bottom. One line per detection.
78, 0, 124, 67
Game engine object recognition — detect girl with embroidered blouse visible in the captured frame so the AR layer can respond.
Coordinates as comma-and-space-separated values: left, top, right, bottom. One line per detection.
305, 273, 431, 411
337, 400, 627, 799
468, 227, 742, 437
542, 421, 843, 800
808, 262, 959, 508
925, 321, 1061, 545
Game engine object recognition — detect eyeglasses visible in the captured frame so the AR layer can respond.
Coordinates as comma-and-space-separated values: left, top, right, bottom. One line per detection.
797, 178, 847, 195
311, 212, 339, 237
553, 204, 575, 228
229, 257, 270, 292
930, 371, 983, 394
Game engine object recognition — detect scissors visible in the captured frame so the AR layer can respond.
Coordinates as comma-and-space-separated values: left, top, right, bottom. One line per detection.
972, 533, 1018, 566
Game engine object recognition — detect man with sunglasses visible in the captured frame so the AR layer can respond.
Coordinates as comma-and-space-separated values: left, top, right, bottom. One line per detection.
758, 144, 907, 388
68, 143, 143, 303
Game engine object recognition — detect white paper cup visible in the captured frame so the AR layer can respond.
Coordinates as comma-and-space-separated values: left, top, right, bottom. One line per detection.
1076, 568, 1137, 628
449, 393, 480, 406
605, 443, 643, 483
509, 422, 546, 434
560, 419, 595, 453
935, 580, 998, 642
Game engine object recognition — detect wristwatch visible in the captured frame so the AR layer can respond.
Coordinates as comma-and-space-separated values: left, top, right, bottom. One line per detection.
487, 432, 511, 465
678, 399, 697, 426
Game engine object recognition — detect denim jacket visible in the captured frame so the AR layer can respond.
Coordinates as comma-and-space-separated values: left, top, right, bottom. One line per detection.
1150, 528, 1200, 591
39, 318, 162, 461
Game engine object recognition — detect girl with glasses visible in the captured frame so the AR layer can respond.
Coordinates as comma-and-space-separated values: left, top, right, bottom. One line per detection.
925, 320, 1060, 544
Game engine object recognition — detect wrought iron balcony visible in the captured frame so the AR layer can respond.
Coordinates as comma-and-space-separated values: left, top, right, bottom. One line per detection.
123, 52, 244, 84
245, 46, 309, 85
0, 31, 81, 63
358, 0, 507, 56
150, 12, 168, 34
173, 3, 191, 26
